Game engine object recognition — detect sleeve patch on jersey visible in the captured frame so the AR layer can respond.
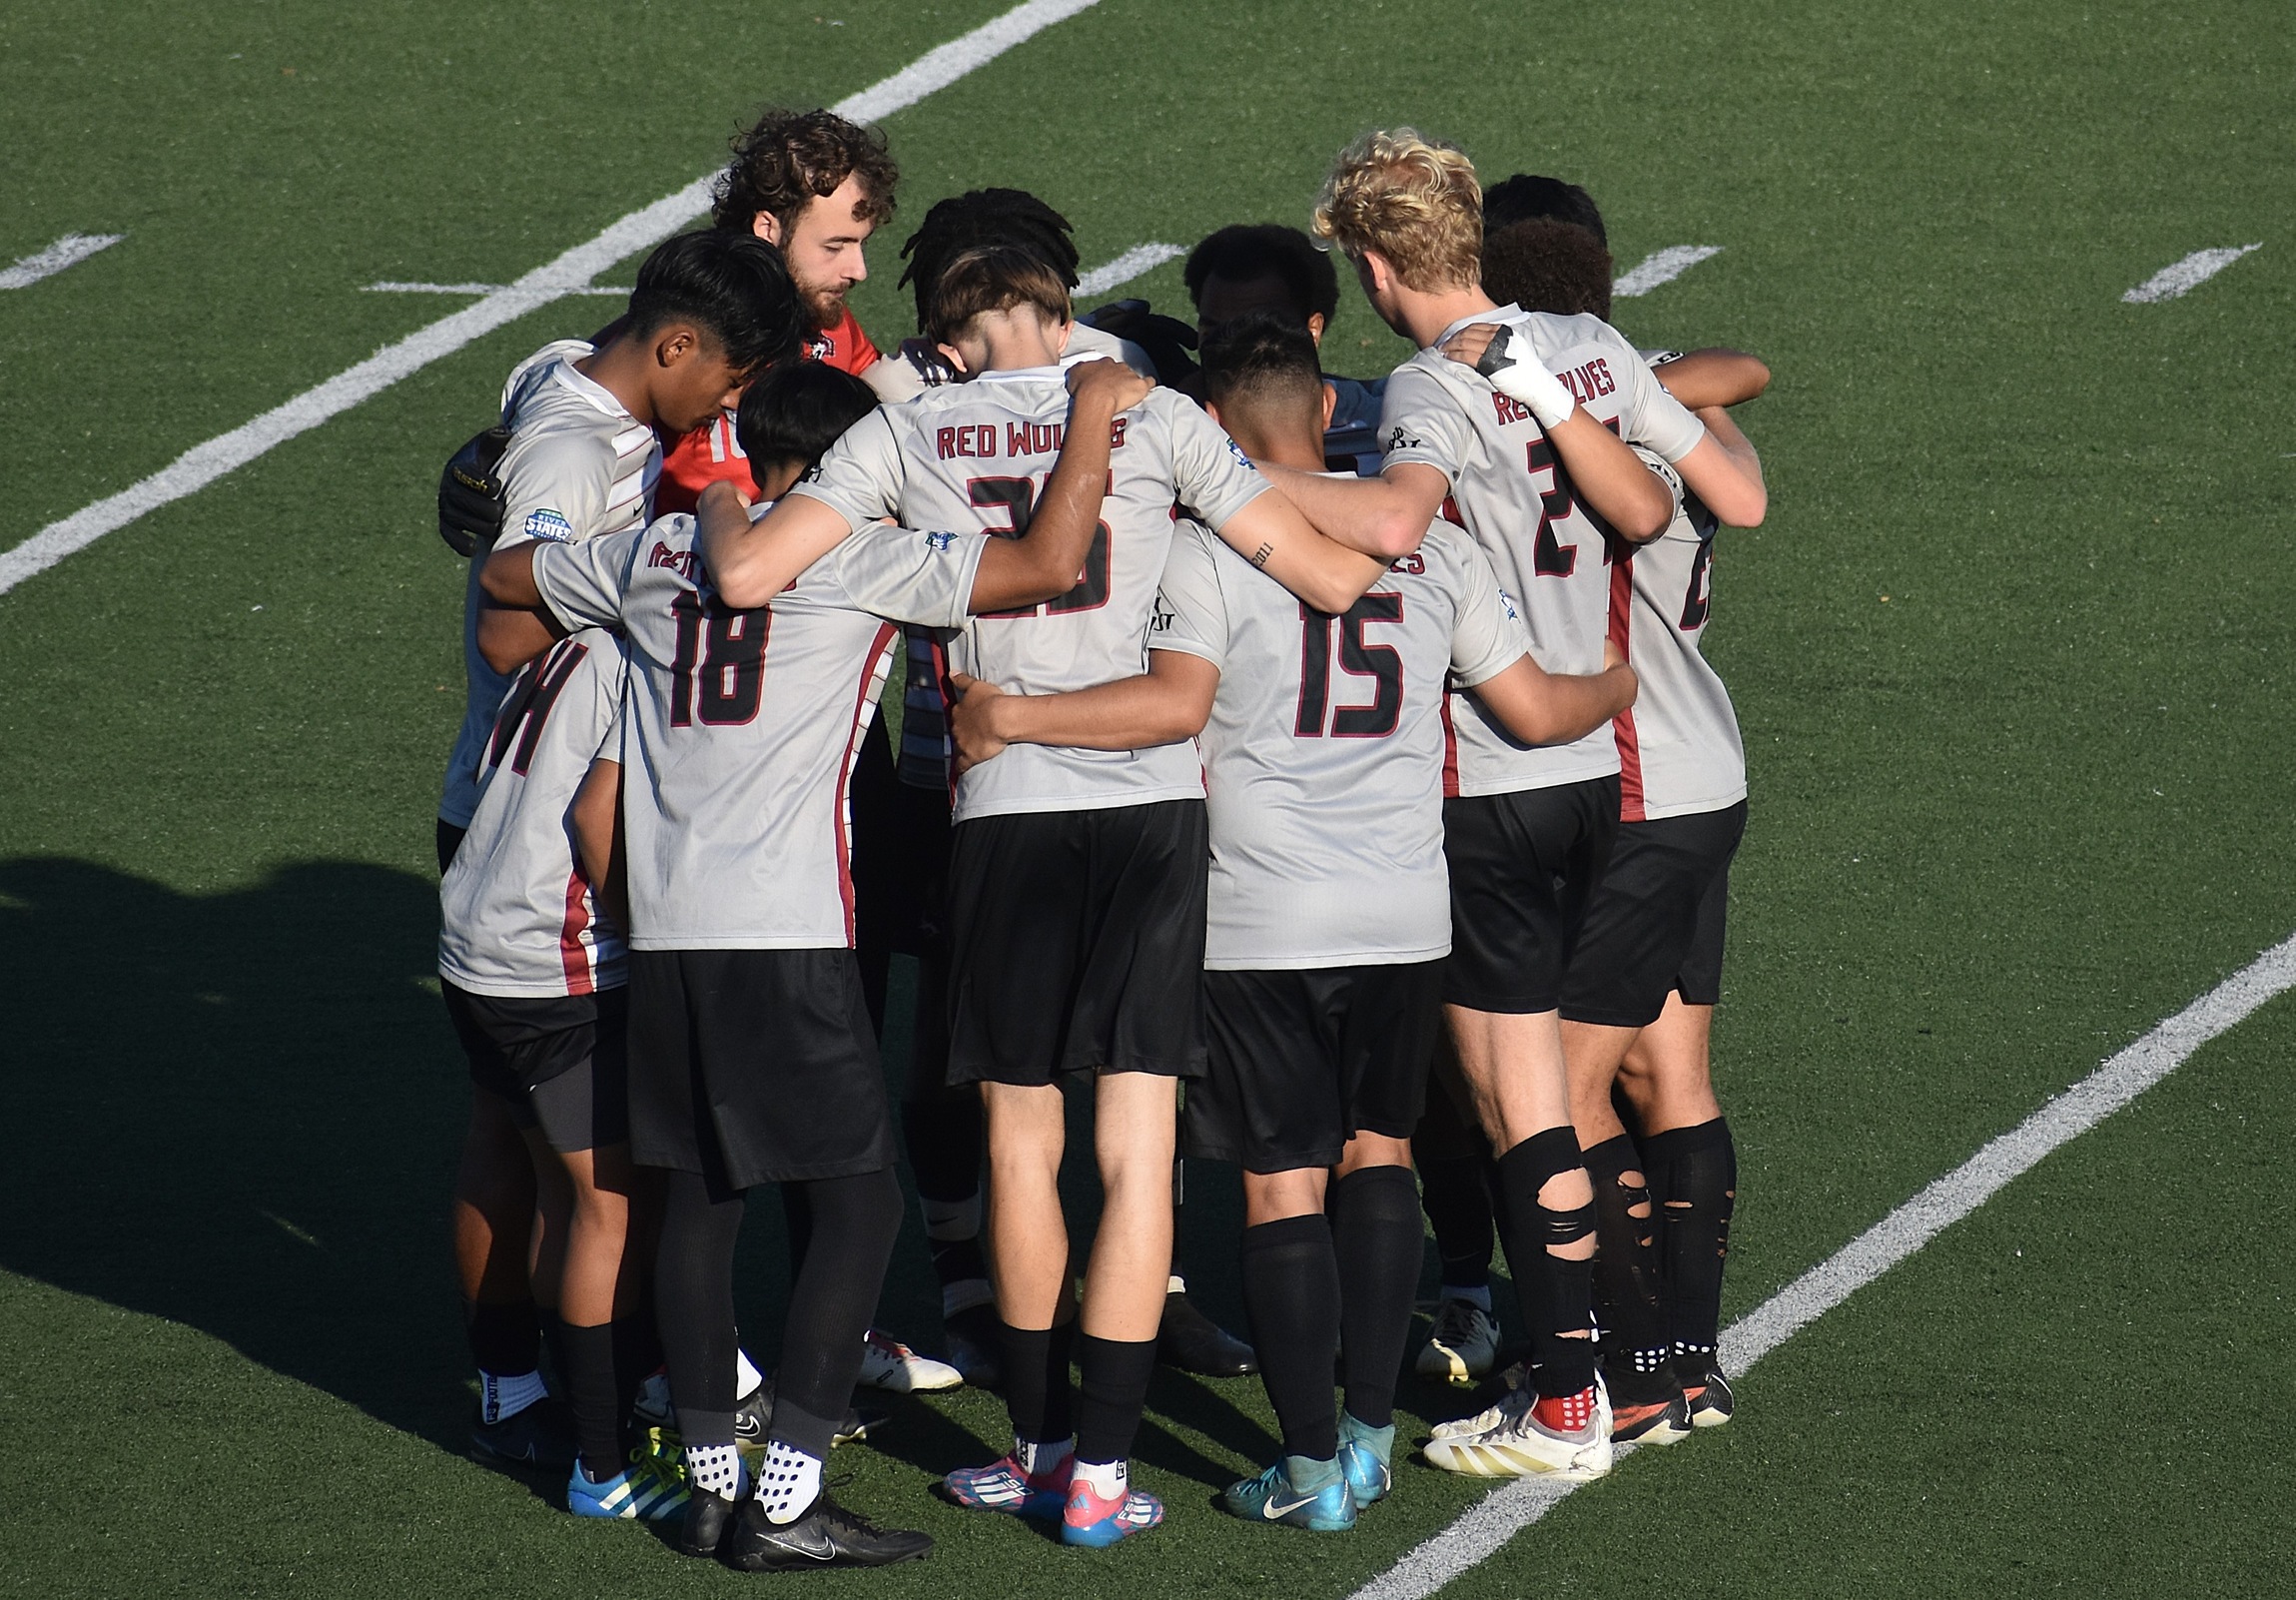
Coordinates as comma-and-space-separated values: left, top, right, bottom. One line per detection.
1497, 586, 1522, 622
1225, 435, 1254, 469
522, 507, 575, 543
1385, 424, 1423, 452
924, 529, 958, 552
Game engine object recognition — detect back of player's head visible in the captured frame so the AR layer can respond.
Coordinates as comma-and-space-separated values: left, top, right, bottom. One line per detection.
899, 189, 1081, 333
712, 108, 899, 238
1481, 174, 1607, 247
1198, 309, 1323, 420
1182, 225, 1339, 328
627, 230, 802, 375
734, 361, 880, 474
1311, 128, 1482, 293
925, 245, 1073, 348
1482, 219, 1615, 322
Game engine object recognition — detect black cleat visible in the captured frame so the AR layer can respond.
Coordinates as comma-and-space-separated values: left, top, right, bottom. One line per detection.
676, 1489, 740, 1559
1679, 1360, 1735, 1428
734, 1377, 886, 1450
719, 1493, 933, 1570
1157, 1290, 1256, 1377
469, 1397, 576, 1470
943, 1301, 1006, 1391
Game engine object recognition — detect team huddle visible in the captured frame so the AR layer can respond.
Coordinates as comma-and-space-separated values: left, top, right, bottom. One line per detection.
433, 106, 1770, 1569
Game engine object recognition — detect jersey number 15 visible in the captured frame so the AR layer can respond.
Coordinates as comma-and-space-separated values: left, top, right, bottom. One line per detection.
1294, 595, 1403, 739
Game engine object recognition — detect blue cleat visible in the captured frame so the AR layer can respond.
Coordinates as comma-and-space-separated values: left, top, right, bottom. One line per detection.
1219, 1457, 1356, 1532
566, 1429, 691, 1521
1337, 1413, 1395, 1510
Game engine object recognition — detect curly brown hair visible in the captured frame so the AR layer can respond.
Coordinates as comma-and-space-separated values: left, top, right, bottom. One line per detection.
1480, 218, 1615, 322
710, 108, 899, 237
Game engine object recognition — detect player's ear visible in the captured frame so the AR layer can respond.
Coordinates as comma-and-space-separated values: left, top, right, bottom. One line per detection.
1204, 398, 1225, 430
1307, 311, 1328, 346
655, 327, 698, 369
1053, 318, 1076, 357
1320, 382, 1337, 430
935, 342, 973, 379
750, 211, 784, 247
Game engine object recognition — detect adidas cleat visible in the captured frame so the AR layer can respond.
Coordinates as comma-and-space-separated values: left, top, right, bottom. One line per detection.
1220, 1459, 1356, 1532
1415, 1297, 1500, 1387
1336, 1413, 1395, 1510
719, 1493, 933, 1570
1422, 1381, 1613, 1481
1430, 1361, 1533, 1439
566, 1433, 690, 1521
938, 1452, 1071, 1519
858, 1327, 964, 1392
1061, 1479, 1163, 1547
1682, 1362, 1735, 1428
470, 1396, 576, 1470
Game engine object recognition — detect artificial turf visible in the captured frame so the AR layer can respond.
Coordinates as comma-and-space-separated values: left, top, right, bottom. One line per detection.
2, 0, 2292, 1595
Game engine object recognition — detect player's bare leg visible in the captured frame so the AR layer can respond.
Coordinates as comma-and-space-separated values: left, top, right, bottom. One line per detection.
1617, 996, 1736, 1425
453, 1092, 566, 1463
1563, 1020, 1689, 1442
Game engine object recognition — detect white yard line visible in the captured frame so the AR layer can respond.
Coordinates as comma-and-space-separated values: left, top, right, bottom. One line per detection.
0, 233, 127, 290
1077, 242, 1184, 298
365, 281, 630, 297
2122, 245, 2262, 304
1348, 929, 2296, 1600
0, 0, 1104, 599
1611, 245, 1723, 298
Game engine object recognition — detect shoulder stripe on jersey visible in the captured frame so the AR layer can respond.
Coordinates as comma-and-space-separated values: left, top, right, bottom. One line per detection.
1608, 554, 1646, 824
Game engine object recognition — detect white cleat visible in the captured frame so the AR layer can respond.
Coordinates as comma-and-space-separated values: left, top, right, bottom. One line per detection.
1429, 1361, 1532, 1439
857, 1327, 964, 1393
1414, 1297, 1500, 1387
1422, 1378, 1613, 1481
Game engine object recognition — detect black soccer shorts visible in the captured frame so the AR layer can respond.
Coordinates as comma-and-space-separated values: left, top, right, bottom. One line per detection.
1441, 775, 1621, 1014
1559, 800, 1747, 1028
442, 981, 629, 1154
1186, 962, 1444, 1174
625, 948, 895, 1191
945, 799, 1209, 1086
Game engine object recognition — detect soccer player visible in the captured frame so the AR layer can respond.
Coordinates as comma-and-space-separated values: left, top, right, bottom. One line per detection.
652, 108, 898, 514
478, 348, 1150, 1567
438, 229, 798, 1474
946, 312, 1638, 1530
1265, 129, 1761, 1481
697, 245, 1408, 1547
1480, 208, 1768, 1436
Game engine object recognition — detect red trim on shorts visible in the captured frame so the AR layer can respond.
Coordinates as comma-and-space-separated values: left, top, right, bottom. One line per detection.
836, 623, 901, 945
1609, 552, 1646, 823
558, 866, 597, 996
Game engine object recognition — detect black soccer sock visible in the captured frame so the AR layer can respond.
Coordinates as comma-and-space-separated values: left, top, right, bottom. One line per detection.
1495, 1129, 1598, 1400
609, 1312, 661, 1447
655, 1169, 745, 1445
1641, 1118, 1737, 1368
1238, 1213, 1343, 1461
1073, 1333, 1159, 1467
1581, 1134, 1676, 1401
556, 1318, 622, 1481
465, 1297, 541, 1378
1329, 1166, 1424, 1431
774, 1167, 904, 1447
1412, 1084, 1496, 1293
999, 1318, 1076, 1445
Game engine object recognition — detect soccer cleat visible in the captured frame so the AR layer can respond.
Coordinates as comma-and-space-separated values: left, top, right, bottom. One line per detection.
677, 1490, 741, 1559
1681, 1362, 1735, 1428
942, 1301, 1005, 1391
858, 1327, 964, 1393
1220, 1459, 1357, 1532
1061, 1477, 1164, 1547
470, 1395, 576, 1470
733, 1377, 886, 1450
1157, 1290, 1256, 1377
1430, 1361, 1533, 1439
1336, 1413, 1394, 1510
1422, 1380, 1613, 1481
1415, 1297, 1500, 1387
718, 1492, 933, 1570
937, 1452, 1071, 1520
565, 1432, 691, 1521
1609, 1388, 1693, 1445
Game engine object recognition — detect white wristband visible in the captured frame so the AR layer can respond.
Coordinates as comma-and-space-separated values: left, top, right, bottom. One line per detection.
1476, 326, 1576, 430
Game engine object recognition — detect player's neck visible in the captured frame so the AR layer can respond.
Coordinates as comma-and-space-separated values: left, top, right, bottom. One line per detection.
1399, 284, 1499, 351
975, 328, 1066, 374
573, 337, 659, 427
1225, 418, 1325, 475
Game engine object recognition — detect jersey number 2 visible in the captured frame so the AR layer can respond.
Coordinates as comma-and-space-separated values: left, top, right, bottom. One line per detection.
1523, 437, 1580, 578
968, 475, 1113, 618
669, 591, 768, 727
1294, 595, 1403, 738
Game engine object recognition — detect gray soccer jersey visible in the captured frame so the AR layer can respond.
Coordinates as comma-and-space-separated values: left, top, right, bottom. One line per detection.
438, 340, 660, 827
438, 627, 629, 998
790, 370, 1270, 823
1151, 515, 1528, 969
1612, 439, 1747, 821
1378, 306, 1703, 798
530, 512, 987, 950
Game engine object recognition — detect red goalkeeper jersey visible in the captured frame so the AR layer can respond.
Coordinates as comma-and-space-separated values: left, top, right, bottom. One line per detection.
652, 303, 880, 513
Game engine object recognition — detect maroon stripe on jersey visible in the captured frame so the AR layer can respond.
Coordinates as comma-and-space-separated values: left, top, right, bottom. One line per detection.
1439, 692, 1461, 800
835, 623, 901, 946
558, 865, 597, 996
1608, 553, 1646, 823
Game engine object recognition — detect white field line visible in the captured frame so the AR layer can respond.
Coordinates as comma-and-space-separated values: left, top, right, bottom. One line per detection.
1077, 242, 1184, 298
365, 281, 631, 297
2123, 244, 2262, 304
0, 233, 127, 290
0, 0, 1104, 599
1348, 928, 2296, 1600
1611, 245, 1723, 298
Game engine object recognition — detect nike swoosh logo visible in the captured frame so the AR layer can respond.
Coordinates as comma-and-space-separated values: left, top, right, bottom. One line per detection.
770, 1529, 839, 1562
1262, 1492, 1321, 1520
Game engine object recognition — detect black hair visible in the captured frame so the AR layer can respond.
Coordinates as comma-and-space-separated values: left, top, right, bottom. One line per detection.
733, 361, 880, 470
1182, 224, 1340, 326
1197, 308, 1323, 410
625, 230, 803, 376
1482, 219, 1616, 322
1480, 174, 1607, 248
898, 189, 1080, 333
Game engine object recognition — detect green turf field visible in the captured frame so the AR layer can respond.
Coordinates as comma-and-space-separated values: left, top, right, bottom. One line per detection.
3, 0, 2292, 1594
